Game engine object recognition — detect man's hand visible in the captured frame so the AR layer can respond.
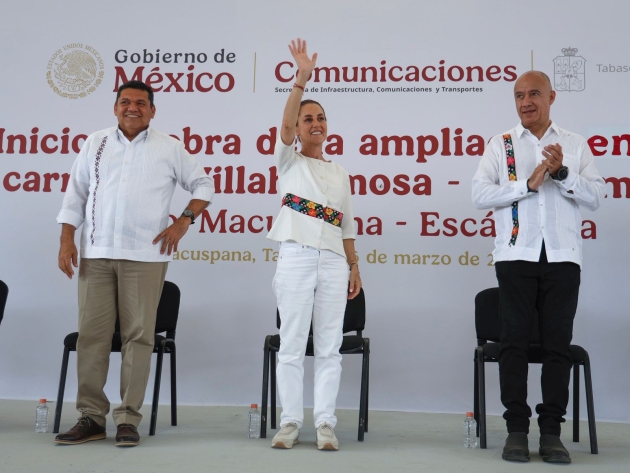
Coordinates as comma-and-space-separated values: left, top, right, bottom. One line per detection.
527, 163, 548, 191
58, 224, 78, 279
542, 143, 563, 175
153, 217, 191, 256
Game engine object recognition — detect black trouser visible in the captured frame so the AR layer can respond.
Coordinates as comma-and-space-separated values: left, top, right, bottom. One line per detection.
494, 244, 581, 436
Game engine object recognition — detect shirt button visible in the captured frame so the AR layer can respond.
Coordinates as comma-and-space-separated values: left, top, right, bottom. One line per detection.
317, 235, 321, 239
115, 235, 119, 239
540, 203, 543, 206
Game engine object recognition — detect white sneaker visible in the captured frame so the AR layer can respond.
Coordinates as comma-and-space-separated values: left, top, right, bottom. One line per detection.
271, 422, 300, 449
316, 423, 339, 451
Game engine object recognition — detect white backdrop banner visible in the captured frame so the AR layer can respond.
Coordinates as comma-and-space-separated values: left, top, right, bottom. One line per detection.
1, 0, 629, 424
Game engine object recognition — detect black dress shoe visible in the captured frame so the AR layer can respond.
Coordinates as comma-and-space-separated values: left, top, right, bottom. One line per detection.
54, 416, 106, 445
539, 434, 571, 463
116, 423, 140, 447
502, 432, 530, 462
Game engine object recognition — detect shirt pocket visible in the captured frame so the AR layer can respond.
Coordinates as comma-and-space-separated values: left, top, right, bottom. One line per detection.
324, 174, 347, 210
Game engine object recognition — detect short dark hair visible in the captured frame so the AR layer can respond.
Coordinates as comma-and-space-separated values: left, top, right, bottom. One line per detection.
116, 80, 155, 107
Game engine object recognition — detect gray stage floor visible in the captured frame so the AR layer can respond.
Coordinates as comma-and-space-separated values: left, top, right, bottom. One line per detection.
0, 400, 627, 472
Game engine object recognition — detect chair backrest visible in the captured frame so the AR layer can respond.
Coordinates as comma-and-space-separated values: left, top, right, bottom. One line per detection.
475, 287, 540, 343
155, 281, 180, 334
114, 281, 180, 335
343, 287, 366, 333
276, 287, 366, 334
0, 280, 8, 326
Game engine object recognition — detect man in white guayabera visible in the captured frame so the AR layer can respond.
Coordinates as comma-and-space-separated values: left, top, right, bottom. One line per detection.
55, 80, 214, 447
472, 71, 605, 464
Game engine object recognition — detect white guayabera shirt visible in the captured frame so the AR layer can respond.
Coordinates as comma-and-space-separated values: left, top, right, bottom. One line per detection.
57, 127, 215, 262
472, 122, 605, 267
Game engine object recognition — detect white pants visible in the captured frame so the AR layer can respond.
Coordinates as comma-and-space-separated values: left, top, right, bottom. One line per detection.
272, 241, 349, 429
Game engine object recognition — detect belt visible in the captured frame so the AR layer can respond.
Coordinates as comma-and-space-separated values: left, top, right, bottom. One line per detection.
282, 193, 343, 228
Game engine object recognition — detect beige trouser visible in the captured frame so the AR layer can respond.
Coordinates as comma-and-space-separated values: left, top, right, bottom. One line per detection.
76, 258, 168, 427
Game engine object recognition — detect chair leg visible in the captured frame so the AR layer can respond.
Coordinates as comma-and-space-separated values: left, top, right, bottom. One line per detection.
270, 350, 277, 430
149, 344, 165, 436
170, 345, 177, 426
476, 347, 487, 449
261, 339, 270, 439
582, 355, 598, 454
358, 340, 369, 441
573, 364, 579, 443
53, 347, 71, 433
364, 340, 370, 433
473, 349, 479, 437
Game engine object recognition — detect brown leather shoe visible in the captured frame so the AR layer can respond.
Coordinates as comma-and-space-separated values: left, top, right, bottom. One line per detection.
54, 416, 106, 445
115, 423, 140, 447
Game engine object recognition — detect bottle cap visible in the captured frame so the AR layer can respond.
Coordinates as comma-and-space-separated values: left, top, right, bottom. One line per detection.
251, 403, 258, 409
466, 412, 474, 417
40, 399, 47, 403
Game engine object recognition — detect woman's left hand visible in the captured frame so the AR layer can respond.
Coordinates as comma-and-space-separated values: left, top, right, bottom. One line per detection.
348, 266, 362, 300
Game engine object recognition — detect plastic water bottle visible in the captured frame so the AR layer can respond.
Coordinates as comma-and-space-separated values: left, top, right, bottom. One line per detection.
35, 399, 49, 433
463, 411, 477, 448
248, 404, 261, 439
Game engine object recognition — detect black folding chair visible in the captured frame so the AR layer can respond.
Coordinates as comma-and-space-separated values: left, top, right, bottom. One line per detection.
53, 280, 180, 436
473, 287, 597, 453
260, 287, 369, 441
0, 280, 8, 326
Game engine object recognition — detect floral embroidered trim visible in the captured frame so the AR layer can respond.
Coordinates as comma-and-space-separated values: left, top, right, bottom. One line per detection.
503, 134, 518, 246
90, 136, 108, 245
282, 193, 343, 227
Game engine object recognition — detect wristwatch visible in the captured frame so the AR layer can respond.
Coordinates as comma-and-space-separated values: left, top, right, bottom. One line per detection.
181, 209, 195, 224
551, 166, 569, 181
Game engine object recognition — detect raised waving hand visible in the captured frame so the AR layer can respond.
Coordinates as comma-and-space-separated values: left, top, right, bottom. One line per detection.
280, 38, 318, 145
289, 38, 318, 82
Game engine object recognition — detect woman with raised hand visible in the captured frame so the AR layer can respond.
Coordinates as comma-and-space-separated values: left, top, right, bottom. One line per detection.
266, 38, 361, 451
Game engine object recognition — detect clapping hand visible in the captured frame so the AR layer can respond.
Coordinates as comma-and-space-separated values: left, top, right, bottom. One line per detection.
542, 143, 563, 175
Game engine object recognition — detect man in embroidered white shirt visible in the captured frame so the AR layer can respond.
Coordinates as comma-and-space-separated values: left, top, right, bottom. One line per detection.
472, 71, 605, 463
55, 80, 214, 447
